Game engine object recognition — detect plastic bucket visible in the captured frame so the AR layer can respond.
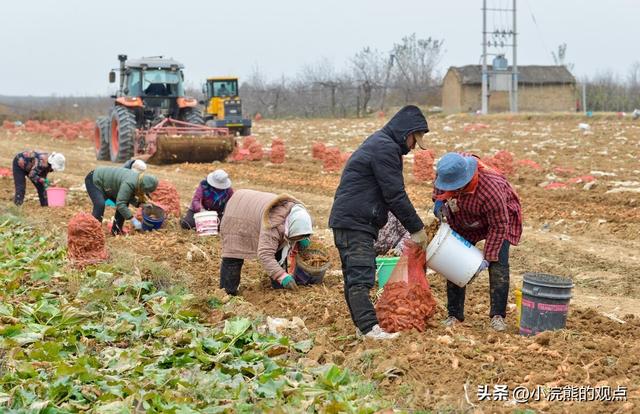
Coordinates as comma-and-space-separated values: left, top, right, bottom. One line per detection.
375, 257, 400, 289
46, 187, 67, 207
294, 249, 330, 285
514, 288, 522, 328
425, 222, 484, 287
194, 211, 219, 236
141, 204, 165, 231
519, 273, 574, 336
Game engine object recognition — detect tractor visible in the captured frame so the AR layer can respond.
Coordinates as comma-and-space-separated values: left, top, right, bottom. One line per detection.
94, 55, 235, 164
202, 77, 252, 136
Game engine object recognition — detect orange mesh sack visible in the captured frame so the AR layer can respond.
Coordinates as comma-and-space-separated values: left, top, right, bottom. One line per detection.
375, 241, 437, 332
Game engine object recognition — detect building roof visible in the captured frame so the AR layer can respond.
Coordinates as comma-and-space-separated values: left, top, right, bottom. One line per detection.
448, 65, 575, 85
125, 57, 184, 70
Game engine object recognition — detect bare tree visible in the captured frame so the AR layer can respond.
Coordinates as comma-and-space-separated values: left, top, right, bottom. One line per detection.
551, 43, 575, 73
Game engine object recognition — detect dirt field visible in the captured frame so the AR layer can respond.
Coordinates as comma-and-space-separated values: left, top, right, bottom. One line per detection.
1, 113, 639, 412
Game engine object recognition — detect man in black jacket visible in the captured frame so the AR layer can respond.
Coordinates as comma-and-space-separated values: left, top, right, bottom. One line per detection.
329, 105, 430, 340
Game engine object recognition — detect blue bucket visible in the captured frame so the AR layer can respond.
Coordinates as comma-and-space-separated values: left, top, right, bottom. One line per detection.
141, 204, 165, 231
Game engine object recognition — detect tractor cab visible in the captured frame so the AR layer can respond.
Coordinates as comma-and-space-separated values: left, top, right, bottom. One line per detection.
203, 77, 252, 136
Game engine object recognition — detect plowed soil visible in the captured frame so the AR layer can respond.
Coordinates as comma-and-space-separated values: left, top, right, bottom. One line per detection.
1, 113, 639, 412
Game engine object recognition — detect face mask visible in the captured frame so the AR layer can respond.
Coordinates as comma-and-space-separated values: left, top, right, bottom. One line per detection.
298, 238, 311, 249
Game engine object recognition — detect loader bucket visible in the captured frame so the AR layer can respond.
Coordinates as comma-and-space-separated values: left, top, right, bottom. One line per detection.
137, 118, 236, 164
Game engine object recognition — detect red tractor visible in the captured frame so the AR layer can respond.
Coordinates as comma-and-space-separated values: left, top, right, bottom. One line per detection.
94, 54, 235, 164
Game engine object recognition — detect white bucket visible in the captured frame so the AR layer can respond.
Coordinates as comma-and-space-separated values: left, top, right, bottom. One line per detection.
194, 211, 219, 236
426, 222, 484, 287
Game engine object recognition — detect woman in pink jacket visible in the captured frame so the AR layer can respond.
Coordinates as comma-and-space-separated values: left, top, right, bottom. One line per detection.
180, 169, 234, 230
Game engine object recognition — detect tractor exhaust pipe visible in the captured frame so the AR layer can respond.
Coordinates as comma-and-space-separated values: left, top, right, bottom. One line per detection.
118, 54, 127, 94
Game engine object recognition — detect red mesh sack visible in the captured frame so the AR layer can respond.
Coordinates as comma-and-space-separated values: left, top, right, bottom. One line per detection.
413, 149, 435, 182
487, 150, 514, 175
323, 147, 342, 172
67, 213, 108, 268
150, 180, 181, 218
248, 142, 264, 161
375, 241, 437, 333
312, 142, 326, 160
270, 138, 285, 164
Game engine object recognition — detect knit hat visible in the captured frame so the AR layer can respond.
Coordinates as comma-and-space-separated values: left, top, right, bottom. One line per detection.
285, 205, 313, 238
207, 169, 232, 189
48, 152, 66, 172
434, 153, 478, 191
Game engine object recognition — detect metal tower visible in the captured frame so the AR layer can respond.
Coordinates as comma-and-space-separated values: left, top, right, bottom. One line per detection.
481, 0, 518, 114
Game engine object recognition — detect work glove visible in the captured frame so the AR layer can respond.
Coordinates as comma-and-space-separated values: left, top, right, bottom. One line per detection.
410, 229, 428, 249
131, 217, 143, 231
280, 274, 298, 290
105, 199, 116, 207
43, 178, 50, 189
298, 237, 311, 250
475, 260, 490, 276
434, 200, 444, 221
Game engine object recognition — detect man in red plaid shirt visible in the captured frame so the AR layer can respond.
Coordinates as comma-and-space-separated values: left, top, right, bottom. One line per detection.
432, 152, 522, 331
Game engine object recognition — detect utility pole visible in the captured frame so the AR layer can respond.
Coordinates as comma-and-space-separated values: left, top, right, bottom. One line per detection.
481, 0, 488, 114
511, 0, 518, 112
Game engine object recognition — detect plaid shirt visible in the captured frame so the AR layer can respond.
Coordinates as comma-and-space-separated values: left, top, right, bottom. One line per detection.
434, 170, 522, 261
15, 151, 51, 185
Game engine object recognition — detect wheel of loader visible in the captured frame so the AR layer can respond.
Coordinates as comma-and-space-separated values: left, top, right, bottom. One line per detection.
109, 106, 136, 163
241, 126, 251, 136
181, 107, 204, 125
94, 116, 110, 160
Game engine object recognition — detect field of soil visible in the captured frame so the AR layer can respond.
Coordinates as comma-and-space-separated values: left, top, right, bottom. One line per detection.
1, 113, 639, 412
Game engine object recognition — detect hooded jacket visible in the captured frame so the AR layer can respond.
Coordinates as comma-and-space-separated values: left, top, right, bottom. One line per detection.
220, 189, 305, 279
329, 105, 428, 237
92, 167, 159, 220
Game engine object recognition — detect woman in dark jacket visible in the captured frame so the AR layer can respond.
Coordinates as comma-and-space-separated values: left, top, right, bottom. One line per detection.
12, 151, 65, 206
180, 169, 234, 229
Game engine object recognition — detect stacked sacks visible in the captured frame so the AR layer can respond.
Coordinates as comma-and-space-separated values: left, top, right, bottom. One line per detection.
270, 138, 286, 164
323, 147, 342, 173
67, 213, 108, 268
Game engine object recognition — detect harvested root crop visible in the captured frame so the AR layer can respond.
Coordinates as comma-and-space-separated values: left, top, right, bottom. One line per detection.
67, 212, 108, 268
375, 281, 437, 333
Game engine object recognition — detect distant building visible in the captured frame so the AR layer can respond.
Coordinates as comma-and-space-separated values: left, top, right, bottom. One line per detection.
442, 65, 576, 113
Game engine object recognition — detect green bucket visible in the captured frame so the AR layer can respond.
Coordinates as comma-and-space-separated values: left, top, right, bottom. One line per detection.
375, 257, 400, 289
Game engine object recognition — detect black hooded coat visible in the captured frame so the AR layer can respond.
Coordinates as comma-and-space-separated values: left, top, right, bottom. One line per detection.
329, 105, 428, 237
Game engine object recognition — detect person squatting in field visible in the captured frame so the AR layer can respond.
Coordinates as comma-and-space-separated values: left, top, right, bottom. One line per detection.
433, 152, 523, 332
12, 151, 65, 206
181, 169, 234, 230
218, 189, 314, 294
329, 105, 431, 340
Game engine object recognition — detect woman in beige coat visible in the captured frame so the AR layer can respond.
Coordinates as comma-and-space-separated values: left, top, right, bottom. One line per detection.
219, 189, 313, 294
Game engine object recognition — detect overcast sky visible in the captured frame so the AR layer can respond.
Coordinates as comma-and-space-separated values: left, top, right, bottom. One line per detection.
1, 0, 638, 96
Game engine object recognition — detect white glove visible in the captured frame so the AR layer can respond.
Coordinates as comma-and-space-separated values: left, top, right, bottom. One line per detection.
410, 229, 428, 248
475, 260, 489, 275
131, 218, 142, 231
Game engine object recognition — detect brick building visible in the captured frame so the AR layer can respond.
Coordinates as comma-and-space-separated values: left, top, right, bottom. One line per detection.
442, 65, 576, 113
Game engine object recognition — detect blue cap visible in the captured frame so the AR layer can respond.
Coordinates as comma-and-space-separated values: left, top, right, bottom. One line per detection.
434, 153, 478, 191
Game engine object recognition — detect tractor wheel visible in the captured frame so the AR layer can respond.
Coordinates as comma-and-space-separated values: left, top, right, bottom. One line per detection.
181, 108, 204, 125
94, 116, 110, 160
109, 106, 136, 163
241, 126, 252, 136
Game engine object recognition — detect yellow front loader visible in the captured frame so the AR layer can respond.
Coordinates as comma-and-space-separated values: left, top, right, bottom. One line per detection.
202, 77, 252, 136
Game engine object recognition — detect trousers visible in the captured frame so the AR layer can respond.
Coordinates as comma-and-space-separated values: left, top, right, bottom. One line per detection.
333, 228, 379, 334
446, 240, 511, 321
